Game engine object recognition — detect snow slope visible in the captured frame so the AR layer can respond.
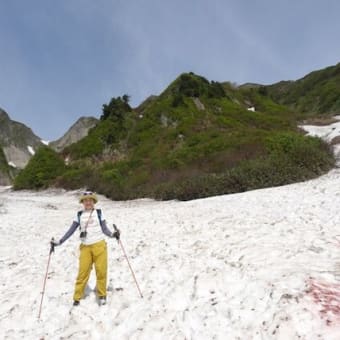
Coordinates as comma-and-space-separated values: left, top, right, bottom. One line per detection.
300, 116, 340, 143
0, 123, 340, 339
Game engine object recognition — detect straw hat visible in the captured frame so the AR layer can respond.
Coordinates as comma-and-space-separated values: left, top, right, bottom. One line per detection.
79, 191, 98, 204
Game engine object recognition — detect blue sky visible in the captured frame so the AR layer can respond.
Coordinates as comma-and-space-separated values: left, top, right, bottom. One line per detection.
0, 0, 339, 140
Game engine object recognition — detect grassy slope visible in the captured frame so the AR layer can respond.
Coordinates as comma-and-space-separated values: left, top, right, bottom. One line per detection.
265, 62, 340, 116
52, 73, 333, 200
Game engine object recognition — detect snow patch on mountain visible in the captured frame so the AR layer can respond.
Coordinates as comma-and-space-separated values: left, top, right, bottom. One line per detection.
27, 145, 35, 155
8, 161, 16, 168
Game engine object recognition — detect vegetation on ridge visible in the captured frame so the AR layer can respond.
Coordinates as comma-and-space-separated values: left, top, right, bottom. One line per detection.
13, 70, 336, 200
265, 63, 340, 116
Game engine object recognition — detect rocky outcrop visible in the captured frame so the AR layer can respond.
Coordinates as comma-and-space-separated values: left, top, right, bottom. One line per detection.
0, 168, 11, 185
0, 108, 43, 169
192, 97, 205, 110
0, 146, 11, 185
50, 117, 98, 152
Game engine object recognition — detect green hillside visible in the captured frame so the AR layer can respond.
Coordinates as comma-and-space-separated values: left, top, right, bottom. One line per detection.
13, 146, 65, 190
14, 72, 335, 200
264, 63, 340, 117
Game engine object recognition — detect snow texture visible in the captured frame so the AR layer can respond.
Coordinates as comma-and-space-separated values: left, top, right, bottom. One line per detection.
0, 121, 339, 339
299, 116, 340, 144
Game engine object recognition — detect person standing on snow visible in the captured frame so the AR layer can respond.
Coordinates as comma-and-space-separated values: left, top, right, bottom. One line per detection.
51, 191, 120, 306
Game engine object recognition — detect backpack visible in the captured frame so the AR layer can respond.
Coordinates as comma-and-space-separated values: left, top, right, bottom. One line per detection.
77, 209, 103, 228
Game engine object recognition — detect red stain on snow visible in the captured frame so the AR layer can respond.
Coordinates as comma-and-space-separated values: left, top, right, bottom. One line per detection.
307, 278, 340, 325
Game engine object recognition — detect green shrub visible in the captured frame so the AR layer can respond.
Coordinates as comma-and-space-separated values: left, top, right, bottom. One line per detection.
152, 135, 334, 201
14, 147, 66, 190
101, 95, 131, 121
55, 165, 92, 189
168, 73, 226, 99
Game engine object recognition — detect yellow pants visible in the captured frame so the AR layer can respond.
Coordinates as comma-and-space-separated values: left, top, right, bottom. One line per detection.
73, 240, 108, 301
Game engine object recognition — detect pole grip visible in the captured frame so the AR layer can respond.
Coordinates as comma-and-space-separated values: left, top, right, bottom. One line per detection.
112, 224, 120, 244
50, 237, 55, 254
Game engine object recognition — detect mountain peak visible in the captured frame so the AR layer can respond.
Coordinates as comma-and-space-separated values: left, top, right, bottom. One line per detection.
50, 116, 98, 152
0, 108, 10, 121
0, 108, 44, 184
160, 72, 226, 104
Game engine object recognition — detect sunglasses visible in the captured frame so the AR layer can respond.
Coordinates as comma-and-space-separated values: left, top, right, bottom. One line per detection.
83, 191, 94, 195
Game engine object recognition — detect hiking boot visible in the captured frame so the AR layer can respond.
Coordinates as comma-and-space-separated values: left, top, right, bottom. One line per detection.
73, 300, 80, 306
98, 296, 106, 306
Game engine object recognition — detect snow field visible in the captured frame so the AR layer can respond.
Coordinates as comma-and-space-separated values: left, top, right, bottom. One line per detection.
0, 176, 339, 339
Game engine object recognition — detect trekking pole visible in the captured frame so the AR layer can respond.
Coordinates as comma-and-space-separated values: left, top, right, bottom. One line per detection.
38, 238, 55, 319
113, 225, 143, 298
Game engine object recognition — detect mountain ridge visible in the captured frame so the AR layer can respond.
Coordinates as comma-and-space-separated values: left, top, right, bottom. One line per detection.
6, 62, 340, 200
264, 62, 340, 115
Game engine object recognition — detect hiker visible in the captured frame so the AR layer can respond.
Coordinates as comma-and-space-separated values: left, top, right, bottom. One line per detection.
51, 191, 120, 306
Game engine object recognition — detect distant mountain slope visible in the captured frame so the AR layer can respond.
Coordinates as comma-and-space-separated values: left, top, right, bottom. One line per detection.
50, 117, 98, 152
265, 62, 340, 116
0, 108, 43, 170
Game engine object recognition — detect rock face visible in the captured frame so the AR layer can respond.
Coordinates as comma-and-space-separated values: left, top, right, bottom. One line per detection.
0, 176, 11, 186
0, 146, 11, 185
50, 117, 98, 152
0, 108, 43, 169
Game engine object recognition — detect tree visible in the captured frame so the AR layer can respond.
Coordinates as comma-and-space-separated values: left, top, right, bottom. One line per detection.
100, 95, 132, 121
122, 94, 130, 104
258, 86, 268, 96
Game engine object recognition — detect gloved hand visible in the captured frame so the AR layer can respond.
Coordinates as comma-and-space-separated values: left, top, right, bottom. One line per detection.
50, 238, 61, 247
49, 238, 60, 254
112, 225, 120, 241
